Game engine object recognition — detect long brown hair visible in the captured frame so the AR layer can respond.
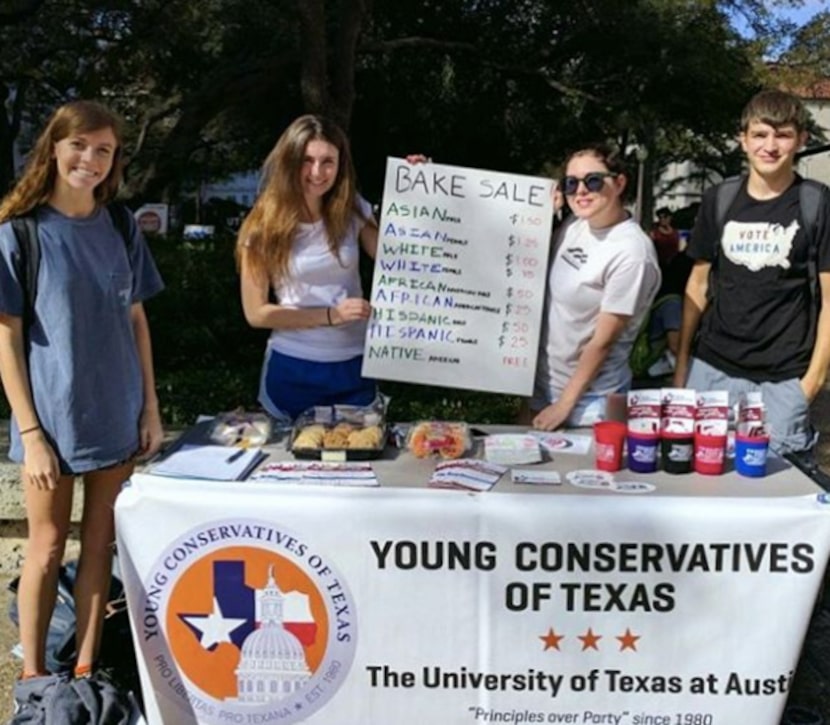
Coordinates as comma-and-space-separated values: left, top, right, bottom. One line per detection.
0, 100, 124, 222
236, 114, 363, 285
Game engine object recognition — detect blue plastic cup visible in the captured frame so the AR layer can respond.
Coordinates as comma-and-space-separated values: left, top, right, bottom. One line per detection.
735, 434, 770, 478
627, 433, 659, 473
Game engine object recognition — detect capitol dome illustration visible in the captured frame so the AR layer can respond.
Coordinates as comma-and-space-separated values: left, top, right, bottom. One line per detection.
235, 565, 311, 702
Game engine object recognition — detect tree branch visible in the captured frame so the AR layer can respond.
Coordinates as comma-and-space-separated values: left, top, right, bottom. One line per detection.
360, 35, 599, 102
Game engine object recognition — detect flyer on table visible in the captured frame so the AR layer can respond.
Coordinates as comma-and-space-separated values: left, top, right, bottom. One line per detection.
362, 158, 555, 396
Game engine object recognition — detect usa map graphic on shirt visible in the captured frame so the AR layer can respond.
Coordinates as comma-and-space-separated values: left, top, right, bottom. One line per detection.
723, 219, 799, 271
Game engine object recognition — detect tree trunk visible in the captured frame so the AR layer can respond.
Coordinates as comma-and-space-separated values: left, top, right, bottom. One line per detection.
296, 0, 329, 116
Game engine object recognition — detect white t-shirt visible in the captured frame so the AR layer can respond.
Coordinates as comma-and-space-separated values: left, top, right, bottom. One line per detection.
268, 197, 372, 362
536, 216, 660, 399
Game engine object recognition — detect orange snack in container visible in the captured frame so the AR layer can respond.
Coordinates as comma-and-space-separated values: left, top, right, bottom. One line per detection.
407, 421, 471, 459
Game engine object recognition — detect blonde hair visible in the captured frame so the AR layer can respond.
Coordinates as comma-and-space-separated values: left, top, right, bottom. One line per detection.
0, 100, 124, 222
236, 114, 363, 285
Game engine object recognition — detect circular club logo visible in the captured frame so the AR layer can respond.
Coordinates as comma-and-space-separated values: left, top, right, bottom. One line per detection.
140, 519, 357, 724
538, 434, 573, 451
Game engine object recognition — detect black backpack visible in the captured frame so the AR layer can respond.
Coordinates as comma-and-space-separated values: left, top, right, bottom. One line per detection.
10, 202, 134, 333
8, 557, 140, 696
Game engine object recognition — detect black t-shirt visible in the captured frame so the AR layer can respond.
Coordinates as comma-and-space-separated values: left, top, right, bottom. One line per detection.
687, 177, 830, 382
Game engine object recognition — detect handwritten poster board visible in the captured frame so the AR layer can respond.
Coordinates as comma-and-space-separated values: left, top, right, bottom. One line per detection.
362, 158, 554, 396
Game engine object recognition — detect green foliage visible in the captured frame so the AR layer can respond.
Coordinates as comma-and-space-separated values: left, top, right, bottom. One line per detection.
380, 382, 522, 424
143, 230, 265, 424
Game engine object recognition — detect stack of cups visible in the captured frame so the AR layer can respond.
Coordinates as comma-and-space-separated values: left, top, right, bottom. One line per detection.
734, 392, 769, 478
692, 391, 730, 476
659, 388, 697, 475
625, 389, 662, 473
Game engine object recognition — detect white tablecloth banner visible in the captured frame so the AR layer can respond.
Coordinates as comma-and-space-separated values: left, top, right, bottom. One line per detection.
116, 473, 830, 725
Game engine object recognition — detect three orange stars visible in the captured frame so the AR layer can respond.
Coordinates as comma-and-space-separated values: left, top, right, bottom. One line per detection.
538, 626, 640, 652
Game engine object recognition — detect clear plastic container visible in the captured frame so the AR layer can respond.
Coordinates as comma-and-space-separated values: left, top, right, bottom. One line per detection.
290, 397, 388, 459
406, 421, 472, 459
209, 410, 272, 447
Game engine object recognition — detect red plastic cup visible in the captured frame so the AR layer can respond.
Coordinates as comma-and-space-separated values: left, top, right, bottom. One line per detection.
593, 420, 626, 472
694, 433, 727, 475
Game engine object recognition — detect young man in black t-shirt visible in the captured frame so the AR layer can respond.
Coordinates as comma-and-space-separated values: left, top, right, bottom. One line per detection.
673, 89, 830, 453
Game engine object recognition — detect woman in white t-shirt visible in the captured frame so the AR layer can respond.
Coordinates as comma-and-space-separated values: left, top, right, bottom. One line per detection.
236, 115, 379, 420
528, 143, 660, 430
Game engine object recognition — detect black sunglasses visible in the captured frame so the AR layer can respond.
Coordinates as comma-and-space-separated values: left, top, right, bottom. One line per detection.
562, 172, 618, 195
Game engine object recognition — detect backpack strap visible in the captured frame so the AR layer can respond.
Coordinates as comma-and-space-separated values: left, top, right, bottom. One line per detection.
799, 179, 823, 302
10, 215, 40, 336
797, 179, 825, 343
714, 175, 744, 231
106, 201, 135, 259
704, 175, 746, 303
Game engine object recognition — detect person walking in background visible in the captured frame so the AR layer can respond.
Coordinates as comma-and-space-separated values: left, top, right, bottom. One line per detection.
673, 89, 830, 454
236, 115, 379, 421
630, 250, 693, 380
0, 100, 164, 716
527, 143, 661, 430
650, 206, 681, 268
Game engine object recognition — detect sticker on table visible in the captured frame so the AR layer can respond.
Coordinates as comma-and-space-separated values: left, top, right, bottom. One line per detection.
613, 480, 656, 494
566, 469, 615, 489
530, 431, 592, 455
511, 469, 562, 485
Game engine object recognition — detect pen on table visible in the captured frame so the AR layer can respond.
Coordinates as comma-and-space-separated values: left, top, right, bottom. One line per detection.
226, 448, 246, 464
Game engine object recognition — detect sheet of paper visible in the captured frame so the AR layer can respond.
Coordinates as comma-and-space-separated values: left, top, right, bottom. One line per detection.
150, 444, 264, 481
428, 459, 508, 492
484, 434, 542, 465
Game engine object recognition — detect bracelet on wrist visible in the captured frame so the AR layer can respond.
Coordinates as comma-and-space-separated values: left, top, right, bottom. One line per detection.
326, 307, 333, 326
19, 424, 41, 436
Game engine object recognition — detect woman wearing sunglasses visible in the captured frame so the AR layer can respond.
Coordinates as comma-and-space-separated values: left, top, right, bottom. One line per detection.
529, 143, 661, 431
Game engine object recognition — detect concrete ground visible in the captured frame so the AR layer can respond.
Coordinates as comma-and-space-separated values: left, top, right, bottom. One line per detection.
1, 397, 830, 723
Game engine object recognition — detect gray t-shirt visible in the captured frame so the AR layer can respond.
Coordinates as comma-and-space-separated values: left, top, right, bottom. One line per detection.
536, 216, 660, 400
0, 204, 164, 473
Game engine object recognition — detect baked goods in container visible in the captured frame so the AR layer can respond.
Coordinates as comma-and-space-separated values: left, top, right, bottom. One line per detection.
347, 425, 383, 449
407, 421, 471, 459
289, 398, 388, 459
293, 424, 326, 449
323, 422, 354, 449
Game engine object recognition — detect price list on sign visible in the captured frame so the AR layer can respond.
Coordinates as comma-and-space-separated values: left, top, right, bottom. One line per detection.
362, 158, 554, 396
